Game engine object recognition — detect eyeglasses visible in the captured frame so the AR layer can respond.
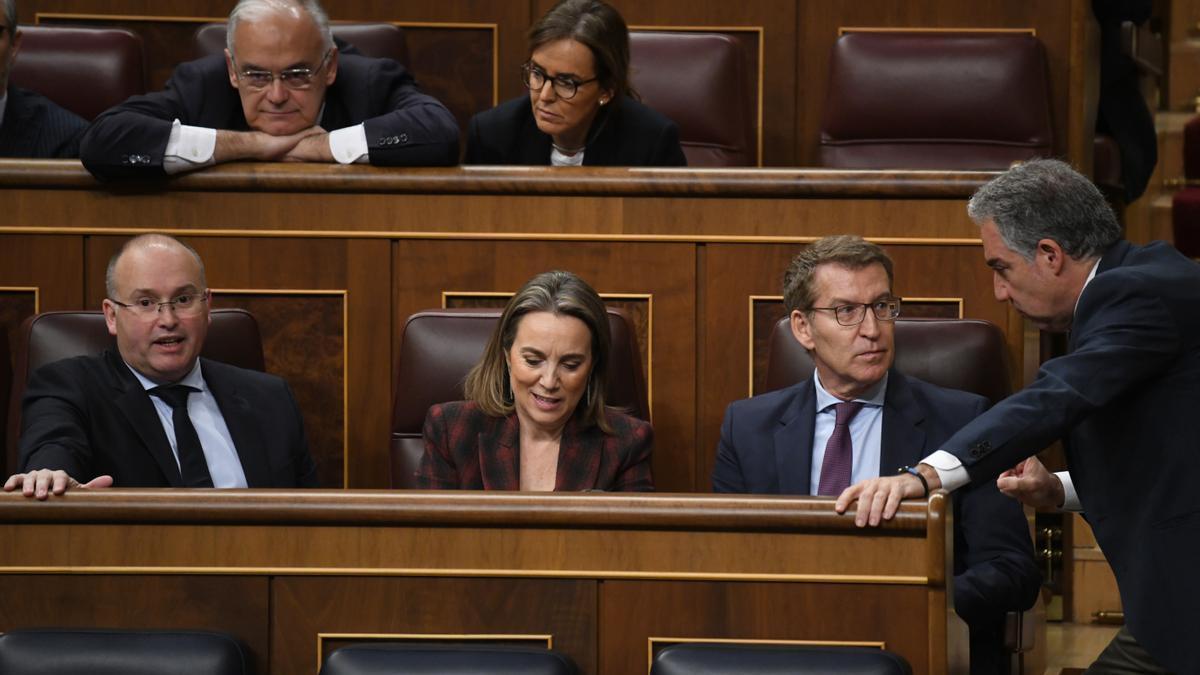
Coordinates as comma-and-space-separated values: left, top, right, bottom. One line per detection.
109, 292, 210, 318
521, 63, 597, 100
809, 299, 901, 326
235, 49, 332, 91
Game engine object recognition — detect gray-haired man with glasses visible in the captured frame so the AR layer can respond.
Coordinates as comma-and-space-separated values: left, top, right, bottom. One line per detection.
4, 233, 317, 499
712, 235, 1039, 675
79, 0, 458, 181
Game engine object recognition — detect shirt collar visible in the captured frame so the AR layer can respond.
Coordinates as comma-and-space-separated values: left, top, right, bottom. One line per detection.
125, 358, 207, 393
1072, 258, 1102, 320
813, 368, 888, 412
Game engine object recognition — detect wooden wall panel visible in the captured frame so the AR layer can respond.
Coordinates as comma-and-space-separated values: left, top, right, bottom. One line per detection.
272, 577, 597, 675
0, 575, 270, 675
393, 240, 697, 491
82, 236, 392, 488
600, 580, 936, 675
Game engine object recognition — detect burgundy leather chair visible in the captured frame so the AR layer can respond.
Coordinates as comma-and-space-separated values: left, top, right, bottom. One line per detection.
630, 31, 755, 167
819, 31, 1053, 170
9, 26, 146, 121
390, 308, 649, 489
194, 22, 410, 65
650, 643, 911, 675
6, 309, 264, 475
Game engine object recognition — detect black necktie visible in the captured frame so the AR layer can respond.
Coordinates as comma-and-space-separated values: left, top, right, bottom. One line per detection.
149, 384, 214, 487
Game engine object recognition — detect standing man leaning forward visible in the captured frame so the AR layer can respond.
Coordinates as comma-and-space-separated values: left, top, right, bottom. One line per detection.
837, 159, 1200, 674
4, 233, 317, 498
713, 236, 1039, 675
80, 0, 459, 180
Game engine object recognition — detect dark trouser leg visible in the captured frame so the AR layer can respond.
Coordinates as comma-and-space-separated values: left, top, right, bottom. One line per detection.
1084, 626, 1173, 675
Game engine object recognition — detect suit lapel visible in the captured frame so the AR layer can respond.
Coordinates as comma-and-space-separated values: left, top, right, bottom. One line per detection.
775, 381, 817, 494
203, 360, 271, 487
879, 371, 926, 475
479, 413, 521, 490
103, 351, 184, 487
555, 416, 602, 491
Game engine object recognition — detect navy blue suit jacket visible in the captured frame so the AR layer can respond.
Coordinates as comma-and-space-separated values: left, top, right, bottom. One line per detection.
80, 53, 459, 180
19, 350, 318, 488
714, 370, 1040, 674
946, 240, 1200, 673
0, 86, 86, 158
464, 95, 686, 167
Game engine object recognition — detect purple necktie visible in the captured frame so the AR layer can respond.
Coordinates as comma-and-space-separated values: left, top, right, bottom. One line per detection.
817, 401, 865, 496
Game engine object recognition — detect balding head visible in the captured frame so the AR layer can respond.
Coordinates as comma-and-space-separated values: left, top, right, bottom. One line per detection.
106, 234, 206, 299
226, 0, 332, 58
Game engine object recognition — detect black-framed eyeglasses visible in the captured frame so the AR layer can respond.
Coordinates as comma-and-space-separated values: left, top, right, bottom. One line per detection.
521, 62, 597, 100
809, 299, 901, 326
109, 291, 210, 318
235, 49, 332, 91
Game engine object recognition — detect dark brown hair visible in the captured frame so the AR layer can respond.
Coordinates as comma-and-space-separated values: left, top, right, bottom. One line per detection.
528, 0, 636, 101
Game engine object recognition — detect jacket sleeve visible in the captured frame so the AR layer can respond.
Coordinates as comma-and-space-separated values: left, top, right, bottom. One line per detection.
712, 404, 748, 493
18, 361, 94, 480
360, 59, 460, 167
609, 418, 655, 492
416, 404, 461, 489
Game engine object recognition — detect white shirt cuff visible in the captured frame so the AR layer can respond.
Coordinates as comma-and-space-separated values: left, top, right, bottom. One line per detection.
162, 120, 216, 175
329, 124, 369, 164
921, 450, 971, 492
1056, 471, 1082, 511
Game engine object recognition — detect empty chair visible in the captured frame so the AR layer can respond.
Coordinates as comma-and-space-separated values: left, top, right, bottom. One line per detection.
6, 309, 264, 475
763, 317, 1011, 403
0, 628, 249, 675
194, 22, 410, 65
819, 31, 1053, 170
320, 644, 577, 675
630, 31, 755, 167
9, 26, 146, 121
650, 643, 912, 675
390, 307, 648, 488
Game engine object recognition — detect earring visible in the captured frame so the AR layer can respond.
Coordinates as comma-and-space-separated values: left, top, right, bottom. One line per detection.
503, 365, 514, 405
584, 377, 592, 408
600, 98, 608, 105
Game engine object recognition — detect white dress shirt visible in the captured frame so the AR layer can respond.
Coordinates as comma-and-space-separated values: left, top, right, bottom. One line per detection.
810, 370, 888, 493
161, 117, 369, 174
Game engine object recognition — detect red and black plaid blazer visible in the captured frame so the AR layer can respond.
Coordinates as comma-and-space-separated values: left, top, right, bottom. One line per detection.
417, 400, 654, 491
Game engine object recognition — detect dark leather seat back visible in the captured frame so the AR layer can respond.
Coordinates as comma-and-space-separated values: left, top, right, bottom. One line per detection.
7, 309, 264, 474
320, 644, 578, 675
764, 317, 1011, 404
391, 308, 649, 488
819, 31, 1053, 169
0, 629, 249, 675
9, 26, 146, 121
650, 643, 912, 675
194, 22, 410, 65
630, 31, 755, 167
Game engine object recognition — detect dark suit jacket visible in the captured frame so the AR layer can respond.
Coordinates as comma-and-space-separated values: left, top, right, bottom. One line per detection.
464, 95, 687, 167
18, 350, 317, 488
0, 86, 87, 158
946, 240, 1200, 673
714, 371, 1040, 675
79, 53, 459, 181
418, 400, 654, 491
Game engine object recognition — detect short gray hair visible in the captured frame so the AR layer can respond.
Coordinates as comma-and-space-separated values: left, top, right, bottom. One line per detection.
106, 234, 207, 299
226, 0, 333, 58
3, 0, 17, 31
967, 158, 1121, 262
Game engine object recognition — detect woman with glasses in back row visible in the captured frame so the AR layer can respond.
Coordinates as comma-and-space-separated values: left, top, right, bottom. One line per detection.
465, 0, 686, 167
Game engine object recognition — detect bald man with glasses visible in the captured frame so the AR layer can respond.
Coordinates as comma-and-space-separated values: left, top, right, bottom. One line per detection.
4, 233, 317, 499
79, 0, 458, 181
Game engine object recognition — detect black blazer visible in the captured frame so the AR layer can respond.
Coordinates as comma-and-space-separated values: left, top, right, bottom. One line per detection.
946, 240, 1200, 674
714, 370, 1040, 675
465, 94, 686, 166
80, 53, 460, 180
18, 350, 318, 488
0, 86, 87, 158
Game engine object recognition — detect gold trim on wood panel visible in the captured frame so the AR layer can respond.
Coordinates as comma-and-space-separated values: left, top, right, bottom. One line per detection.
0, 286, 41, 313
0, 226, 987, 247
838, 26, 1037, 37
647, 637, 888, 673
215, 288, 349, 488
0, 566, 929, 585
900, 297, 964, 319
316, 633, 552, 670
747, 294, 783, 398
628, 25, 765, 167
440, 291, 655, 420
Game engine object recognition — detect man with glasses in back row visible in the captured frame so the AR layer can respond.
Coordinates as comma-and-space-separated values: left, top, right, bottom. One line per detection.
712, 236, 1040, 675
4, 233, 317, 499
79, 0, 459, 181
